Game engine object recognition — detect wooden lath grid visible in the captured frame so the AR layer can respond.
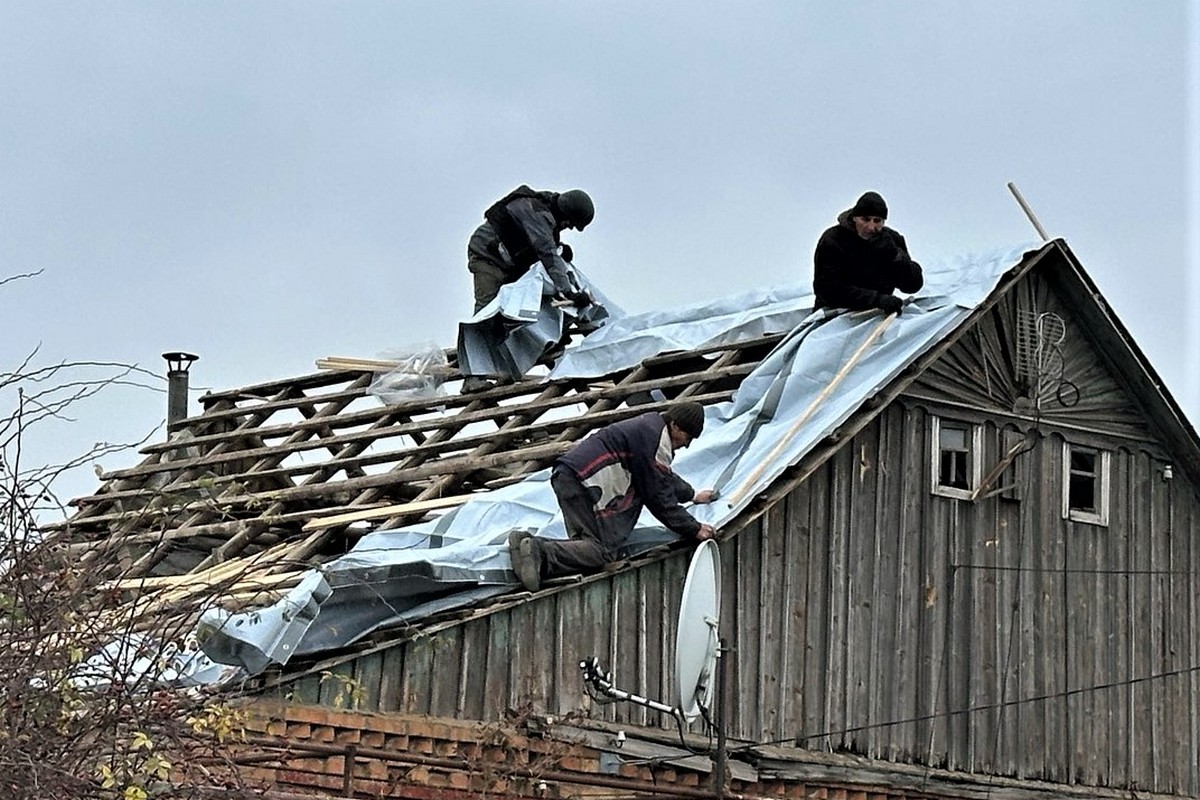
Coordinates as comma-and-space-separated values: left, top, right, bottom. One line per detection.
45, 334, 783, 616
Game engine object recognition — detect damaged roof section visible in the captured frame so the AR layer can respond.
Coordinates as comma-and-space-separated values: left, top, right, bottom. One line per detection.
44, 300, 802, 634
52, 243, 1094, 675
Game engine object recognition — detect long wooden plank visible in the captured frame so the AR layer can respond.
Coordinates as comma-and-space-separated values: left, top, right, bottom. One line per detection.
51, 495, 391, 538
726, 312, 897, 505
109, 566, 300, 593
316, 356, 403, 371
301, 494, 470, 531
198, 367, 385, 404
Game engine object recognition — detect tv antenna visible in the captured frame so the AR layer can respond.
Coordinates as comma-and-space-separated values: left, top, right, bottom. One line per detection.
579, 540, 724, 747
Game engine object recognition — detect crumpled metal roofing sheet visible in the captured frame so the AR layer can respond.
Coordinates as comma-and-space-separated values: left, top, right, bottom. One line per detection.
455, 263, 622, 378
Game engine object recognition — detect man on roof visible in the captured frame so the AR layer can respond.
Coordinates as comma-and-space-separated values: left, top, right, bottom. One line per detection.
508, 401, 718, 592
813, 190, 923, 315
462, 185, 596, 394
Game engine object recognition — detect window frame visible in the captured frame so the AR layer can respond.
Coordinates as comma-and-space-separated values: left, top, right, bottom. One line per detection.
930, 416, 983, 500
1061, 442, 1111, 526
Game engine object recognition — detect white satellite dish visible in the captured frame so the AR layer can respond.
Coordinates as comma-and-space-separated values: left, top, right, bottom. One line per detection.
579, 540, 722, 729
674, 539, 721, 722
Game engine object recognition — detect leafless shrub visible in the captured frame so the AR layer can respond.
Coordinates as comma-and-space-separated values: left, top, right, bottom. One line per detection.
0, 280, 264, 799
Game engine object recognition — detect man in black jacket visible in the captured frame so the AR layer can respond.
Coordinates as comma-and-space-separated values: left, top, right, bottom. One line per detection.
508, 402, 717, 592
813, 191, 923, 314
467, 185, 594, 313
462, 185, 595, 393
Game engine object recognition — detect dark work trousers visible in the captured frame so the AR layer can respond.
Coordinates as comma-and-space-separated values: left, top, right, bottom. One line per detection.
541, 465, 623, 579
467, 256, 512, 312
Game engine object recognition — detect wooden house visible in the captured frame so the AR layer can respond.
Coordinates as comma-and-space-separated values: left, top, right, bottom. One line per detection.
55, 239, 1200, 799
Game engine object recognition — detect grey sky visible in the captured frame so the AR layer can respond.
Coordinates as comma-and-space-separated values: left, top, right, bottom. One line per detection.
2, 1, 1197, 511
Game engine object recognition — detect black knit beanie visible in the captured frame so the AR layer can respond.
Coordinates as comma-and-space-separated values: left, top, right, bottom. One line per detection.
850, 191, 888, 219
664, 401, 705, 438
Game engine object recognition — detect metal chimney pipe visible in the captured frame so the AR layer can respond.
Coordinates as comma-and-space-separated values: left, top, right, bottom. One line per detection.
162, 351, 199, 432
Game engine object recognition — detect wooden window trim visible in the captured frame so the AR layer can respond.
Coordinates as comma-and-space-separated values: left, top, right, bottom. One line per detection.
931, 416, 982, 500
1061, 442, 1111, 526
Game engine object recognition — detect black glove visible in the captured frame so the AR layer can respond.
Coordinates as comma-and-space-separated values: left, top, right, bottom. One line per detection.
567, 290, 593, 308
872, 236, 903, 262
877, 295, 903, 315
559, 243, 574, 262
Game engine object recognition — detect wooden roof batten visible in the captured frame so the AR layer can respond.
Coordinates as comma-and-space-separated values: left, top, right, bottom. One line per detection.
46, 332, 783, 621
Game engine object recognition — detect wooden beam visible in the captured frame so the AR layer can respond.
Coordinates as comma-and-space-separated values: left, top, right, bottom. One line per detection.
301, 494, 471, 531
315, 356, 404, 371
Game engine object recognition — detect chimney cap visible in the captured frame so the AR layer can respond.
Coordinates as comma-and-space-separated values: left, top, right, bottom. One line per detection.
162, 352, 199, 372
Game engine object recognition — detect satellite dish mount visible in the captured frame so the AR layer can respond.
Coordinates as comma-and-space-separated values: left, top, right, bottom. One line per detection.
579, 540, 723, 738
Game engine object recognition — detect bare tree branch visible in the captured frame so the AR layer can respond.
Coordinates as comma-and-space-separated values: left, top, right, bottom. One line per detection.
1, 273, 263, 799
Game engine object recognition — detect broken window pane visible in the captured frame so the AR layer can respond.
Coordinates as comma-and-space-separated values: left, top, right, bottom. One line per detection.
1068, 448, 1098, 512
937, 421, 972, 490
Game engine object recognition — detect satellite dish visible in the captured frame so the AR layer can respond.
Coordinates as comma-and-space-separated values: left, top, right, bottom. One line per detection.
673, 539, 721, 722
578, 540, 723, 733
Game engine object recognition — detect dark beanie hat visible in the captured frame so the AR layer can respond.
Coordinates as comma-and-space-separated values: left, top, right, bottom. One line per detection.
664, 401, 705, 438
850, 191, 888, 219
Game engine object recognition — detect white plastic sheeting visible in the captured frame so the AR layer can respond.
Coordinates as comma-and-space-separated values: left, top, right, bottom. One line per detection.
199, 242, 1038, 674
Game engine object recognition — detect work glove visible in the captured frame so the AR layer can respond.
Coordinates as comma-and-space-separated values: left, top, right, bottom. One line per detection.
567, 290, 593, 308
873, 236, 903, 262
559, 243, 574, 263
877, 295, 903, 315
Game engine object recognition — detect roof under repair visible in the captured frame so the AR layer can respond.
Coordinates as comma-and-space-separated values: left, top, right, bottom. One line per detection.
49, 241, 1039, 681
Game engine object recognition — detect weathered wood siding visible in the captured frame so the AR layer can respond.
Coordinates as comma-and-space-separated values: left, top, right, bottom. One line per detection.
721, 402, 1199, 794
277, 553, 697, 728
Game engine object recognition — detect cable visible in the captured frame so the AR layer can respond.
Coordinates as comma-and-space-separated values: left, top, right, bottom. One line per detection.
721, 660, 1200, 757
951, 563, 1194, 576
671, 709, 713, 756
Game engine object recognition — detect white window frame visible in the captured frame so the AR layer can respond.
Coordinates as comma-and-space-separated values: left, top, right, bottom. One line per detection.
931, 416, 983, 500
1061, 442, 1111, 526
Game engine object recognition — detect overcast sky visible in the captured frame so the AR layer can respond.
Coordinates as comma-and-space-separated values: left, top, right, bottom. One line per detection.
2, 1, 1197, 512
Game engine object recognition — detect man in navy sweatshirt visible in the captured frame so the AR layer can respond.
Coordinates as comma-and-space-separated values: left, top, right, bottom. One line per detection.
509, 402, 717, 592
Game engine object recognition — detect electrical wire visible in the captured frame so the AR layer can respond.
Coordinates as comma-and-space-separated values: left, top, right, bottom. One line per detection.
952, 563, 1194, 576
720, 661, 1200, 757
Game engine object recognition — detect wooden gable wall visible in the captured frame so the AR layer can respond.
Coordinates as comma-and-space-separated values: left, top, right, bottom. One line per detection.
720, 401, 1199, 794
907, 265, 1159, 441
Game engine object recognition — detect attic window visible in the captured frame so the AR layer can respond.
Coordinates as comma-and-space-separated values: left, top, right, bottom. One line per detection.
931, 417, 981, 500
1062, 443, 1110, 526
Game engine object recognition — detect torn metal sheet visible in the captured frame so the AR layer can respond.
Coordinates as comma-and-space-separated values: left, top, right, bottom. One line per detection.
456, 263, 623, 378
200, 242, 1038, 674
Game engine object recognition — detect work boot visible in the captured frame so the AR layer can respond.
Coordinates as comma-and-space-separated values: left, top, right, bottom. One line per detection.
461, 376, 493, 395
508, 530, 543, 592
535, 342, 567, 368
